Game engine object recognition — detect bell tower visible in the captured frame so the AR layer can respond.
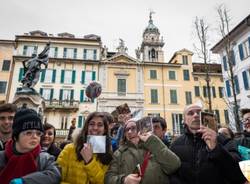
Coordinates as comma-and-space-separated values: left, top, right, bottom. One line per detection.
139, 12, 165, 62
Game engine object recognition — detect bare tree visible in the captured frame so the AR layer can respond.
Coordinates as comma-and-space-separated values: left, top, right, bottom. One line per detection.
216, 4, 241, 132
193, 17, 213, 112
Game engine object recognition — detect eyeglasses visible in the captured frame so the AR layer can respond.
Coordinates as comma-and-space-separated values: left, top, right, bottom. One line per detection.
21, 130, 43, 137
242, 117, 250, 124
0, 116, 14, 121
124, 126, 137, 133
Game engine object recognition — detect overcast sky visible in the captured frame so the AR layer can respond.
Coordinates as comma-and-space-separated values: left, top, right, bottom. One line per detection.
0, 0, 249, 62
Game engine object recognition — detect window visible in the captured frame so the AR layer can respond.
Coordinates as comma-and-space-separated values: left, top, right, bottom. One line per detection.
23, 45, 37, 56
224, 110, 229, 124
65, 70, 73, 84
117, 79, 126, 95
150, 89, 158, 104
239, 39, 250, 60
214, 110, 220, 124
194, 76, 199, 81
242, 70, 250, 90
182, 55, 188, 65
233, 75, 240, 94
219, 87, 224, 98
43, 69, 53, 83
169, 71, 176, 80
49, 47, 58, 58
203, 86, 208, 97
183, 70, 190, 80
225, 80, 231, 97
78, 116, 85, 128
2, 60, 10, 71
185, 91, 192, 105
63, 48, 77, 59
59, 89, 74, 101
40, 88, 53, 100
150, 70, 157, 79
172, 113, 184, 135
230, 50, 236, 66
83, 49, 97, 60
0, 81, 7, 94
81, 71, 96, 84
170, 89, 177, 104
194, 86, 200, 97
212, 86, 216, 98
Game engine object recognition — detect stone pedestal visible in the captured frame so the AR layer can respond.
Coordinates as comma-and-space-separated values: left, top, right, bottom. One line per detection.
12, 88, 45, 119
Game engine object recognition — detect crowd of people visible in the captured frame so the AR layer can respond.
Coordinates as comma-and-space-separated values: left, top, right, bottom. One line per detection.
0, 102, 249, 184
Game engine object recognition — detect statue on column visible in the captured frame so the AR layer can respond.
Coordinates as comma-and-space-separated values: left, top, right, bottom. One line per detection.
21, 43, 50, 89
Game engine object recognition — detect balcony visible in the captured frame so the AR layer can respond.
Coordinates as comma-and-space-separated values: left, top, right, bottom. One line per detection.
44, 99, 79, 112
55, 129, 69, 138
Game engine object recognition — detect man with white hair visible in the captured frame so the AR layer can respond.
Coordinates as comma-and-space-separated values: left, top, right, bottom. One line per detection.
170, 103, 247, 184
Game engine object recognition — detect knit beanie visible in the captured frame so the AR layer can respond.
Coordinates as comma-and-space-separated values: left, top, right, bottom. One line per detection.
12, 108, 44, 139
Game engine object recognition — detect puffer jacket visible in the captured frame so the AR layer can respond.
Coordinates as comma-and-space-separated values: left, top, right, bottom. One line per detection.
236, 131, 250, 148
170, 128, 246, 184
0, 151, 61, 184
57, 143, 108, 184
105, 135, 181, 184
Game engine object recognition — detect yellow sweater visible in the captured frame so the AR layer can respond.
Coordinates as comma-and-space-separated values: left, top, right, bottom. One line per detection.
57, 143, 108, 184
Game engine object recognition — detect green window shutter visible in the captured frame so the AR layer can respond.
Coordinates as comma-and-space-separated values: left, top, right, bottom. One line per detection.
151, 89, 158, 104
170, 90, 177, 104
72, 70, 76, 84
78, 116, 83, 128
70, 90, 74, 100
238, 44, 244, 60
41, 69, 46, 82
194, 86, 200, 97
23, 46, 27, 55
230, 50, 236, 66
242, 71, 250, 90
212, 87, 216, 98
50, 89, 54, 100
39, 88, 43, 96
52, 70, 56, 83
18, 68, 24, 81
34, 46, 38, 54
83, 49, 87, 60
74, 48, 77, 59
80, 90, 84, 103
61, 70, 65, 83
93, 49, 97, 60
81, 71, 85, 84
92, 71, 96, 81
63, 48, 67, 58
59, 89, 63, 101
54, 47, 58, 58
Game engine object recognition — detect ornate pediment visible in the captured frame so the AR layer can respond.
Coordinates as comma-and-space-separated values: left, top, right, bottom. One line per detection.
105, 53, 140, 64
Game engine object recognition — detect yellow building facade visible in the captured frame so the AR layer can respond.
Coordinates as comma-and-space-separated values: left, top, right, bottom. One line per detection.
0, 40, 15, 103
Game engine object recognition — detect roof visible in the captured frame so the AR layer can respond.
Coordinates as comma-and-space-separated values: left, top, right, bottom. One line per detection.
211, 14, 250, 53
169, 48, 194, 63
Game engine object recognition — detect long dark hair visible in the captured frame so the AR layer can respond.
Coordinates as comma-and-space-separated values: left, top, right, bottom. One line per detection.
75, 111, 112, 165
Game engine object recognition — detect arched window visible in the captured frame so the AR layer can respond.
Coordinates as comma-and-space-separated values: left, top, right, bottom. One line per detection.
151, 49, 156, 58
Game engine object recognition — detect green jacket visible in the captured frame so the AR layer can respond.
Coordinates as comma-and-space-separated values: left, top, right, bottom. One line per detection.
104, 135, 180, 184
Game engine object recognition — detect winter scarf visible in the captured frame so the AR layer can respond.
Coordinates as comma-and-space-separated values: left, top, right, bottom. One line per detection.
0, 140, 41, 184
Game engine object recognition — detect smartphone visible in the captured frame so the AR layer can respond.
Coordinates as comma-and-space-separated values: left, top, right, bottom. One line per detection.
133, 164, 142, 176
200, 111, 217, 131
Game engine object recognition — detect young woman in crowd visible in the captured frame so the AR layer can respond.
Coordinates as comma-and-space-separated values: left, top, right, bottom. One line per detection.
105, 118, 180, 184
57, 111, 113, 184
0, 108, 60, 184
41, 123, 61, 159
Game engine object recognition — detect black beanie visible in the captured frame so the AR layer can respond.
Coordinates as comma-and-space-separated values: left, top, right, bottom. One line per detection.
12, 108, 44, 139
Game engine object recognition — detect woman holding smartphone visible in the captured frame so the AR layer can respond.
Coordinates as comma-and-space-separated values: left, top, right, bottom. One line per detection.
57, 112, 113, 184
104, 118, 180, 184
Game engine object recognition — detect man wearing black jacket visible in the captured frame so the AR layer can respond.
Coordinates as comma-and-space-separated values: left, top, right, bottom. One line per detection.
170, 103, 247, 184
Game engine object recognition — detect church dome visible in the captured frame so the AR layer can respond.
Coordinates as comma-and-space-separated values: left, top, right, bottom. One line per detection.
143, 13, 160, 36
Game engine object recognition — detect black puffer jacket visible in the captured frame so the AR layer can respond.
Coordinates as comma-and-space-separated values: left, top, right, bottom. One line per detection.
236, 131, 250, 148
170, 128, 246, 184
